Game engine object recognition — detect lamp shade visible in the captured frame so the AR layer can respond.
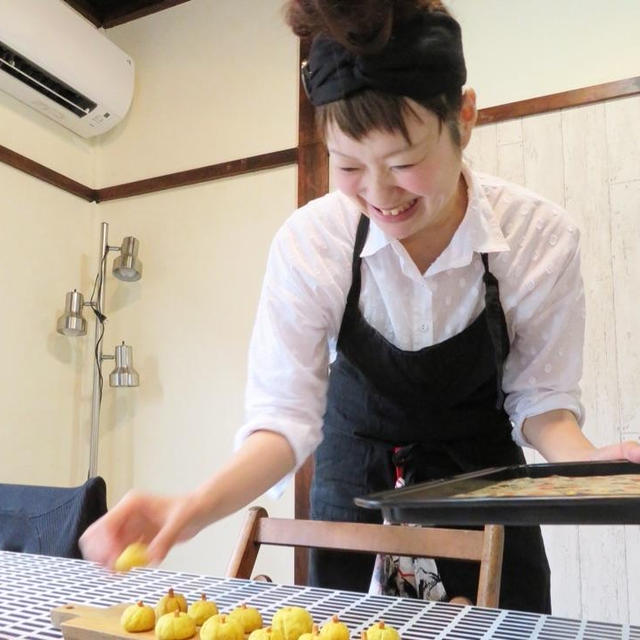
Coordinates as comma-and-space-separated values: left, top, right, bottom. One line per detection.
56, 290, 87, 336
109, 342, 140, 387
112, 236, 142, 282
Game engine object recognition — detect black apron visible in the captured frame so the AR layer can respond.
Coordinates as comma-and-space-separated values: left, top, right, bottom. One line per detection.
310, 214, 551, 613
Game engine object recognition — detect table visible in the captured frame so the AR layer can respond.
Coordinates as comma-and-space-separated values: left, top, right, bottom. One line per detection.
1, 550, 639, 640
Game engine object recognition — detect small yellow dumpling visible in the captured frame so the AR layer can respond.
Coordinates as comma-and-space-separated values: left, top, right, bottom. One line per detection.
271, 606, 313, 640
199, 613, 244, 640
187, 593, 218, 625
319, 616, 349, 640
249, 626, 285, 640
120, 600, 155, 632
228, 602, 263, 633
365, 621, 401, 640
114, 542, 149, 572
155, 588, 188, 618
155, 610, 197, 640
299, 623, 320, 639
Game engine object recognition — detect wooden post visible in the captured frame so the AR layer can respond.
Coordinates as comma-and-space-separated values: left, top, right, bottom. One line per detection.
294, 37, 329, 586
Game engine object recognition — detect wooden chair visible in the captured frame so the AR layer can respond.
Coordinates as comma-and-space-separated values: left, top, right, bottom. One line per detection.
226, 506, 504, 608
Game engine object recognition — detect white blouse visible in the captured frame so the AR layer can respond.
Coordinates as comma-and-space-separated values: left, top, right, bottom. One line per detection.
236, 165, 585, 482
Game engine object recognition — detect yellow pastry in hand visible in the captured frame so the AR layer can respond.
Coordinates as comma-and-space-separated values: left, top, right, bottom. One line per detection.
187, 593, 218, 625
319, 616, 349, 640
120, 600, 155, 632
200, 613, 244, 640
271, 606, 313, 640
114, 542, 149, 572
228, 602, 262, 633
249, 626, 285, 640
155, 588, 188, 617
365, 621, 400, 640
155, 610, 196, 640
299, 623, 320, 639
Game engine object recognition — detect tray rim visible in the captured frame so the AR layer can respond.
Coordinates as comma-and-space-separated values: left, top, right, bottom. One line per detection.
354, 459, 640, 510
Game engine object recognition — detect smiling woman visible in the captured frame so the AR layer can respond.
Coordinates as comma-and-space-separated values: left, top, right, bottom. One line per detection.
75, 0, 640, 620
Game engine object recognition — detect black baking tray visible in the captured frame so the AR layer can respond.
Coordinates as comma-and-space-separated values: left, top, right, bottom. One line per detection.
354, 460, 640, 525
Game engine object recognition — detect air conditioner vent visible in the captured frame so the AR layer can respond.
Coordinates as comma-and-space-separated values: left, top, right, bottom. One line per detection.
0, 40, 96, 117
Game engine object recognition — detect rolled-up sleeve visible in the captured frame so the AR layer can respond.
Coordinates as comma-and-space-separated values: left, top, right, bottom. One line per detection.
503, 218, 585, 447
235, 207, 351, 495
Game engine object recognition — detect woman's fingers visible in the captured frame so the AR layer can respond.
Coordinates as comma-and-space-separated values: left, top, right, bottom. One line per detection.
79, 490, 163, 568
589, 440, 640, 463
80, 490, 204, 569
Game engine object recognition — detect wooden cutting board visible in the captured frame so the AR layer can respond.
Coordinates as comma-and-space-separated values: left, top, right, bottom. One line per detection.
50, 603, 204, 639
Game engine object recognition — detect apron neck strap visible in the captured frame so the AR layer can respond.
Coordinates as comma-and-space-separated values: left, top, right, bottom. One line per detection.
345, 215, 370, 312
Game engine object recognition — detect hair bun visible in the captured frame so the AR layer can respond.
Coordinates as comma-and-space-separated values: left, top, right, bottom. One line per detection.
284, 0, 448, 54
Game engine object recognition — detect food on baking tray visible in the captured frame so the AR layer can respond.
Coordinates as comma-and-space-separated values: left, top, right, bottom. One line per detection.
319, 615, 349, 639
155, 588, 188, 617
120, 600, 155, 632
187, 593, 218, 625
271, 606, 314, 640
299, 624, 320, 639
114, 542, 149, 572
453, 473, 640, 498
155, 610, 196, 640
249, 626, 285, 640
199, 613, 244, 640
365, 621, 400, 640
228, 602, 263, 633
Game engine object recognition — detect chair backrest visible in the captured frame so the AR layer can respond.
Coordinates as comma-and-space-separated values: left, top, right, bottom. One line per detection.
226, 506, 504, 608
0, 476, 107, 559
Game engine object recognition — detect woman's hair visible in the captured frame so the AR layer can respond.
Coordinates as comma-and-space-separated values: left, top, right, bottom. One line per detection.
284, 0, 463, 146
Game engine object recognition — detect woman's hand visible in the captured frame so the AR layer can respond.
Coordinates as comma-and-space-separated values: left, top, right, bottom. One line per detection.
79, 430, 296, 569
588, 440, 640, 464
79, 490, 202, 569
523, 409, 640, 464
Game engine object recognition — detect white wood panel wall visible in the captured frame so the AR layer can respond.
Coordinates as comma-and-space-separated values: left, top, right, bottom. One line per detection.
465, 94, 640, 624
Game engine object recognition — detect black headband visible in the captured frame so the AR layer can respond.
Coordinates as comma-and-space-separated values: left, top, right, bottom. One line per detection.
302, 11, 466, 106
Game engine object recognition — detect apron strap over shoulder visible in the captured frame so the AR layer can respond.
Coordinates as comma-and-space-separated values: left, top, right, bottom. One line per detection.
481, 253, 509, 410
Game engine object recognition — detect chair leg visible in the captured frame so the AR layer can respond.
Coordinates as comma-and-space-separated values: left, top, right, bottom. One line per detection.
476, 525, 504, 608
225, 506, 268, 579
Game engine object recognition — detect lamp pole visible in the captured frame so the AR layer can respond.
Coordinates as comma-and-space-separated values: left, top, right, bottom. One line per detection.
88, 222, 109, 479
57, 220, 141, 478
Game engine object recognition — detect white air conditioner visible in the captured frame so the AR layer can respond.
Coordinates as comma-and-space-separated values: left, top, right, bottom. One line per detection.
0, 0, 134, 138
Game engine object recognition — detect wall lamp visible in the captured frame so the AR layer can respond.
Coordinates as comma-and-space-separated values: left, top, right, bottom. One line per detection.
56, 222, 142, 478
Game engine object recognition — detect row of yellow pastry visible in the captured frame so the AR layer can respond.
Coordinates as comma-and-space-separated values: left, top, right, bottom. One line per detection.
120, 587, 399, 639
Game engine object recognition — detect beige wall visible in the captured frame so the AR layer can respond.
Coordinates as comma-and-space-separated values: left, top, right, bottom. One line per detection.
448, 0, 640, 109
98, 0, 298, 185
1, 0, 639, 618
0, 163, 94, 485
95, 167, 297, 578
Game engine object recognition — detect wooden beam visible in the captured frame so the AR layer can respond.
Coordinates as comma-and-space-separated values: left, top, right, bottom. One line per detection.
0, 144, 96, 201
62, 0, 192, 29
293, 38, 330, 587
1, 77, 638, 202
478, 76, 640, 125
61, 0, 102, 27
95, 148, 298, 202
102, 0, 192, 29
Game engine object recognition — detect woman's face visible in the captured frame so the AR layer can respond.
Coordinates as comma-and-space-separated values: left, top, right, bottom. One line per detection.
326, 92, 476, 243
